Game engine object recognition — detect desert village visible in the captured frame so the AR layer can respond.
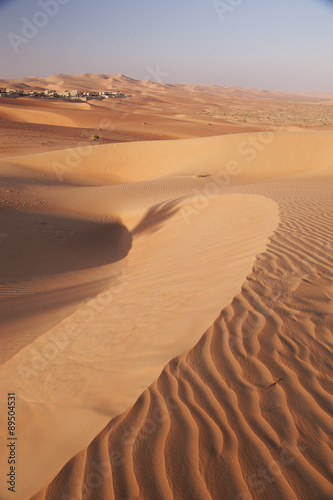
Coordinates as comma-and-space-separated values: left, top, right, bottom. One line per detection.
0, 87, 126, 100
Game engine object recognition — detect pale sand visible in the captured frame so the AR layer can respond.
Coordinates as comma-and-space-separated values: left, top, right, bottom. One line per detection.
0, 77, 332, 499
2, 73, 333, 139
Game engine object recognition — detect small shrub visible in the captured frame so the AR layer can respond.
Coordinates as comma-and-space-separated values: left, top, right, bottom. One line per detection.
142, 122, 147, 125
91, 134, 99, 140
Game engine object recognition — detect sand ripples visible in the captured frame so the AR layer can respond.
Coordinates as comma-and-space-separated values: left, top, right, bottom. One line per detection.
32, 178, 333, 500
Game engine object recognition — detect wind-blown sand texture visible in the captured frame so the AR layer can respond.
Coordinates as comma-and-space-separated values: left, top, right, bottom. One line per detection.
0, 75, 332, 500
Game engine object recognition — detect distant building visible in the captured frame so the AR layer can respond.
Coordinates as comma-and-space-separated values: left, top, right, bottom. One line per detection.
0, 86, 126, 101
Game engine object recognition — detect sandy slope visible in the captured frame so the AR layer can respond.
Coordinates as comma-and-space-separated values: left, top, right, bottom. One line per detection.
0, 137, 279, 499
0, 94, 267, 140
3, 130, 333, 185
2, 73, 333, 135
32, 177, 333, 500
0, 127, 332, 500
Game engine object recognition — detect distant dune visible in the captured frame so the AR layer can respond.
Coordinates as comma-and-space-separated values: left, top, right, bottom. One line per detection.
1, 74, 333, 139
2, 73, 333, 100
0, 76, 332, 500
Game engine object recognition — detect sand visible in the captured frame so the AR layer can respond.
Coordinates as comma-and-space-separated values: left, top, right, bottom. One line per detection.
0, 75, 332, 500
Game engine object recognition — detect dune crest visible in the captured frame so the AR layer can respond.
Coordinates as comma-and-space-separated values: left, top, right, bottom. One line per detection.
0, 122, 332, 499
32, 178, 333, 500
0, 186, 278, 499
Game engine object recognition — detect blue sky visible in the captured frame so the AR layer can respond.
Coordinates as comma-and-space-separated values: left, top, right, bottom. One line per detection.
0, 0, 332, 91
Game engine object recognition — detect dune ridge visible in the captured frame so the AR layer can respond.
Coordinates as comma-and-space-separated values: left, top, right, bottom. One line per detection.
31, 177, 333, 500
4, 130, 333, 184
0, 127, 332, 499
0, 187, 279, 499
2, 73, 333, 138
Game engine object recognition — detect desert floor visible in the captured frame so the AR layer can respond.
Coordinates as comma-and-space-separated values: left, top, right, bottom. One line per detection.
0, 75, 332, 500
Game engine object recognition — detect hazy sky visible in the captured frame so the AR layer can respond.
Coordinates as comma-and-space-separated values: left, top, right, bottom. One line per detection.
0, 0, 332, 91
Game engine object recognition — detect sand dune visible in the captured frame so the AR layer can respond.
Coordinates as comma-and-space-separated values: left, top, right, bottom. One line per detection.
0, 105, 76, 127
0, 137, 280, 499
2, 74, 333, 134
31, 177, 333, 500
0, 83, 332, 500
3, 130, 333, 186
0, 93, 268, 139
